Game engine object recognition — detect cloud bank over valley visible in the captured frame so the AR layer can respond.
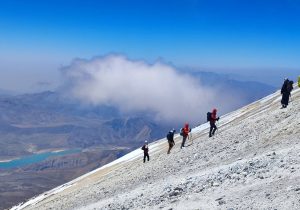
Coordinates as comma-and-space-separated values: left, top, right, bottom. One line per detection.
61, 54, 244, 124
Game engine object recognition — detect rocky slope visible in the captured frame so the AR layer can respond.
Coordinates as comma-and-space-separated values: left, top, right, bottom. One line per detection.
12, 85, 300, 210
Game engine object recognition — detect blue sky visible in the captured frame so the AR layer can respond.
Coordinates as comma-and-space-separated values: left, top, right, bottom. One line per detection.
0, 0, 299, 92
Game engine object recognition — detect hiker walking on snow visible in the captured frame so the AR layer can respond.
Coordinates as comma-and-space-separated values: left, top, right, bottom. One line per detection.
209, 108, 220, 137
167, 129, 176, 154
141, 141, 150, 163
281, 78, 293, 108
180, 123, 191, 149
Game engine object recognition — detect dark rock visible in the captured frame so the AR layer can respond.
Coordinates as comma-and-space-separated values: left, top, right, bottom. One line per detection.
174, 187, 184, 192
169, 191, 180, 197
196, 187, 204, 193
218, 200, 226, 205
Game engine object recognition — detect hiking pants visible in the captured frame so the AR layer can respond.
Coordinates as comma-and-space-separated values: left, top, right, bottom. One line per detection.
143, 153, 149, 163
181, 136, 188, 148
209, 122, 217, 137
168, 141, 175, 154
281, 92, 290, 106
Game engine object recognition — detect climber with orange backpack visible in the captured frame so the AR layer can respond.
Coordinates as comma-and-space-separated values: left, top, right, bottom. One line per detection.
180, 123, 191, 149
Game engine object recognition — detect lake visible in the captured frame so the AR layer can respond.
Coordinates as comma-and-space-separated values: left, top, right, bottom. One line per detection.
0, 149, 81, 169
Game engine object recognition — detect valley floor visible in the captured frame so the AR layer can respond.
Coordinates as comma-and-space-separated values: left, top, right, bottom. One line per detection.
14, 86, 300, 210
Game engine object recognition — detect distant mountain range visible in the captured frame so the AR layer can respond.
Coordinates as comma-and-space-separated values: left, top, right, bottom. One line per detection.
0, 91, 168, 159
0, 88, 17, 96
0, 72, 276, 158
187, 71, 276, 102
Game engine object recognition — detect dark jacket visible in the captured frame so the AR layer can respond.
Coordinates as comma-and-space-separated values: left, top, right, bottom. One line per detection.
167, 131, 175, 142
281, 79, 289, 94
142, 144, 149, 154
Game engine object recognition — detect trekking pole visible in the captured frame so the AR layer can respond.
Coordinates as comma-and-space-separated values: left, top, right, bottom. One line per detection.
215, 121, 219, 136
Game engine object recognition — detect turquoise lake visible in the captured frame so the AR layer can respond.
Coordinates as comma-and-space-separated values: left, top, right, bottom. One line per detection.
0, 149, 81, 169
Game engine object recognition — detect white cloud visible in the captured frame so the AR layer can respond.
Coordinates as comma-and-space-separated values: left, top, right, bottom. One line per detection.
61, 54, 241, 124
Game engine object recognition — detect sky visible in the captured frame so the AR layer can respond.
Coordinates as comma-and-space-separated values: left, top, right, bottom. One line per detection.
0, 0, 300, 92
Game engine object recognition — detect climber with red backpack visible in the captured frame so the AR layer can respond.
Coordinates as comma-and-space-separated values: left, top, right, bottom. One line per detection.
180, 123, 191, 149
207, 108, 220, 137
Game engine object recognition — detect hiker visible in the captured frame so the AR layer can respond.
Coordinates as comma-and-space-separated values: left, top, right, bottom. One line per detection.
209, 108, 220, 137
281, 78, 293, 108
166, 129, 176, 154
281, 78, 289, 108
141, 141, 150, 163
180, 123, 191, 149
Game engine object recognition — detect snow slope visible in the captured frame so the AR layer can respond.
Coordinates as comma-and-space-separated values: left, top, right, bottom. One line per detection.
12, 86, 300, 210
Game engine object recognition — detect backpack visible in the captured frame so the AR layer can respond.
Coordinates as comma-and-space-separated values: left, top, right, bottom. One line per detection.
207, 112, 212, 122
180, 128, 184, 136
287, 81, 294, 92
167, 132, 172, 141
